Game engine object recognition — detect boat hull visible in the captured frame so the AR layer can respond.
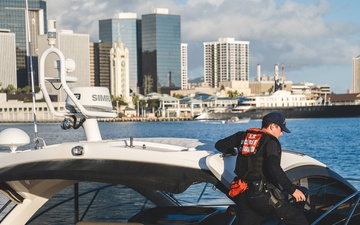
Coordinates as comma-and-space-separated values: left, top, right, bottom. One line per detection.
196, 105, 360, 120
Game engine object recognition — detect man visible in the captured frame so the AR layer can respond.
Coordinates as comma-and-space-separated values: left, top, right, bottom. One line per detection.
215, 112, 308, 225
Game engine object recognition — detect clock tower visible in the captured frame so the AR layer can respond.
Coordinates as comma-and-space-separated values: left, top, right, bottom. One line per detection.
110, 38, 131, 106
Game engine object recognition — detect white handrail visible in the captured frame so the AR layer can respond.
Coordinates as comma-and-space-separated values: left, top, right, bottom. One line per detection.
39, 47, 69, 118
39, 47, 116, 119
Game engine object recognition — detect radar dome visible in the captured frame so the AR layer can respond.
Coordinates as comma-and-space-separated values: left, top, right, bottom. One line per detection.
0, 128, 30, 152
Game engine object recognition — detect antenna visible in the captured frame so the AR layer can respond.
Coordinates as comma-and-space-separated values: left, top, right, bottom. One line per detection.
25, 0, 40, 149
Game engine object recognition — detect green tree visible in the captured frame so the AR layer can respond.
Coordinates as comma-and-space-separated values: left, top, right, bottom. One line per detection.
132, 94, 139, 108
5, 85, 16, 95
172, 93, 184, 99
139, 99, 147, 116
227, 90, 244, 98
147, 99, 159, 113
227, 90, 235, 98
111, 95, 127, 107
23, 96, 31, 102
268, 86, 274, 94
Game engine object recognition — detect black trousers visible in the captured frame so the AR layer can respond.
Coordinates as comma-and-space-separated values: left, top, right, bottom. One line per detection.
235, 189, 309, 225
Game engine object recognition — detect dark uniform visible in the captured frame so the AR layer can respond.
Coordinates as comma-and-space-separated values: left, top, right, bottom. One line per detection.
215, 128, 308, 225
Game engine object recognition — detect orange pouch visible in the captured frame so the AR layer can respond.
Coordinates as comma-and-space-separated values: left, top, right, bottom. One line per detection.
228, 179, 248, 197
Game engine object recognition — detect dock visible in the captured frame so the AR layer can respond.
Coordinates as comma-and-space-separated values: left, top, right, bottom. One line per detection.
98, 117, 194, 122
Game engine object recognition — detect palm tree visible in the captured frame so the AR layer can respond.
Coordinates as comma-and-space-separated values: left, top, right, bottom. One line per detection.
139, 99, 147, 117
172, 93, 184, 99
227, 90, 235, 98
132, 94, 140, 116
111, 95, 127, 116
268, 86, 274, 94
5, 85, 16, 95
111, 95, 127, 108
132, 94, 139, 108
147, 99, 159, 113
220, 85, 225, 91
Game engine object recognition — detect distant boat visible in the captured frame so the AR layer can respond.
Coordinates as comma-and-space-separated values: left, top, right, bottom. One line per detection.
195, 90, 360, 120
227, 116, 251, 123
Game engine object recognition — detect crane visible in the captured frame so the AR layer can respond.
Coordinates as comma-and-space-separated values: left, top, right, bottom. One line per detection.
280, 63, 308, 77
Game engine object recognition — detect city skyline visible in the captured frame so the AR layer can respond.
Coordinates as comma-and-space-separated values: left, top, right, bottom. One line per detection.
0, 0, 47, 88
47, 0, 360, 94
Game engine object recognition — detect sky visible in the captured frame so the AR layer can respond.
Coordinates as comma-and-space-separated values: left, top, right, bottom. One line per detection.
47, 0, 360, 94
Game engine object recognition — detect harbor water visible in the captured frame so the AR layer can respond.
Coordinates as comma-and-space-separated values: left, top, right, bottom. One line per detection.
1, 117, 359, 189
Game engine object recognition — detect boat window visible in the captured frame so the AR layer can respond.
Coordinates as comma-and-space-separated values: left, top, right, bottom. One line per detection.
296, 176, 360, 225
27, 182, 157, 225
0, 196, 16, 222
171, 183, 233, 206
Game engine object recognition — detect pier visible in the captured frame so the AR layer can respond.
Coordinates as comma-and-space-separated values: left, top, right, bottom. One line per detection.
98, 117, 194, 122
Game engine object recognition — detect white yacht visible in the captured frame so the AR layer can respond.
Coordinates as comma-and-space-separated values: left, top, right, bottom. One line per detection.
233, 90, 317, 111
196, 90, 360, 120
0, 21, 359, 225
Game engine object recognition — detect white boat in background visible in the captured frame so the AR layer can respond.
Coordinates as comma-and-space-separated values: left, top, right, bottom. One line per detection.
195, 90, 360, 120
0, 20, 359, 225
234, 90, 317, 110
227, 117, 251, 123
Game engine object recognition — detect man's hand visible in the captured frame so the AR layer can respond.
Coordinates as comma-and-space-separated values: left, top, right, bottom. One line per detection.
230, 149, 237, 156
222, 149, 237, 157
292, 189, 306, 202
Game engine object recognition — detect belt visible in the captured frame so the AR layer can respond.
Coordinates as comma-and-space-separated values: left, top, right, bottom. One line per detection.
246, 180, 265, 193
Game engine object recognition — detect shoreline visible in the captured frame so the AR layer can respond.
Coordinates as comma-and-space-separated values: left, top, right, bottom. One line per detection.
0, 117, 194, 123
98, 117, 194, 122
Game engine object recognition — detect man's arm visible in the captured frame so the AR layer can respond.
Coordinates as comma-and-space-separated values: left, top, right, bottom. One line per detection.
265, 141, 306, 201
214, 131, 243, 155
264, 140, 296, 194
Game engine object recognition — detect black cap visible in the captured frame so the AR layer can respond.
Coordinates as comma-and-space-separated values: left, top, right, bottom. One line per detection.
263, 112, 290, 133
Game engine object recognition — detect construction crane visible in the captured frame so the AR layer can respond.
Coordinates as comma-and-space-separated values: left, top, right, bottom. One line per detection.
280, 63, 308, 77
273, 63, 308, 92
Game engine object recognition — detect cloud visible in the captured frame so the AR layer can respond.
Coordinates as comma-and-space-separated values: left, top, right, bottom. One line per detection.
47, 0, 360, 92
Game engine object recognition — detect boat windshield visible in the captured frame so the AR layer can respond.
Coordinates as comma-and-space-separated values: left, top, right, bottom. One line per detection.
171, 182, 233, 206
0, 195, 17, 222
23, 181, 232, 224
27, 182, 157, 224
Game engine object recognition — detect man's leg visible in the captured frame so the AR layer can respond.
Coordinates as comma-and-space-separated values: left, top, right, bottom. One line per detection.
272, 202, 309, 225
235, 193, 264, 225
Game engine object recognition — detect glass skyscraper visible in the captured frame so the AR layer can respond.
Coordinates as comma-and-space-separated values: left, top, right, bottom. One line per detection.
0, 0, 47, 88
141, 8, 181, 94
99, 13, 141, 94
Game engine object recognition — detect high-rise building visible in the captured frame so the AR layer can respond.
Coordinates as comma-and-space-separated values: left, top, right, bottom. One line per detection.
181, 43, 188, 90
99, 13, 141, 95
0, 0, 47, 88
93, 42, 112, 89
89, 42, 96, 87
141, 8, 181, 94
204, 38, 250, 88
38, 30, 90, 102
0, 30, 17, 89
353, 55, 360, 93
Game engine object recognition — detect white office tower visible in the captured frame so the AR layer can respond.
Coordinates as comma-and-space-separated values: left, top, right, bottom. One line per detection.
110, 39, 131, 105
0, 30, 17, 89
181, 43, 188, 90
353, 55, 360, 93
204, 38, 250, 88
38, 30, 90, 101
